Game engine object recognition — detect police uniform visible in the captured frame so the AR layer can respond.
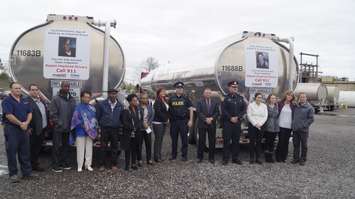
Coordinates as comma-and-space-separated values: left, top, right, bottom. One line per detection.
221, 81, 246, 164
168, 82, 193, 161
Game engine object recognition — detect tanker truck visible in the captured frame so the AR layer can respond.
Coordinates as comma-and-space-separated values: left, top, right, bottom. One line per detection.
141, 31, 299, 147
9, 14, 125, 101
9, 14, 126, 146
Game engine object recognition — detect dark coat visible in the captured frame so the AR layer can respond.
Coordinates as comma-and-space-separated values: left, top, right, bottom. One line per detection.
196, 98, 220, 128
120, 107, 144, 150
153, 98, 169, 123
49, 93, 76, 132
28, 97, 49, 135
221, 93, 246, 124
292, 102, 315, 132
96, 99, 123, 128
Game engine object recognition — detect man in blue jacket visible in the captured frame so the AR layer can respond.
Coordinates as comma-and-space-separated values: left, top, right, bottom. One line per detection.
96, 88, 124, 171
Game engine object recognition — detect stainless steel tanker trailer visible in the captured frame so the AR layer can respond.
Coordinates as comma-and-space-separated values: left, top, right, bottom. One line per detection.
9, 14, 126, 145
294, 83, 328, 113
142, 31, 299, 147
9, 14, 125, 101
325, 86, 340, 111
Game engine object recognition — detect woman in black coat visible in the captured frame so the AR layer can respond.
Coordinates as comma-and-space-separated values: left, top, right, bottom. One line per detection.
121, 94, 144, 171
152, 88, 169, 162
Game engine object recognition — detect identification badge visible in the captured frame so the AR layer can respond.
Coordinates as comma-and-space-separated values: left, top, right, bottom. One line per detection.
146, 127, 152, 134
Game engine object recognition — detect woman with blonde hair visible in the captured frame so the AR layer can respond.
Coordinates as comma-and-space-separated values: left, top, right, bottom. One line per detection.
275, 90, 295, 162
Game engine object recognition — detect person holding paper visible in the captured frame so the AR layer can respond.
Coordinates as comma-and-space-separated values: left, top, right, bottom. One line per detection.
137, 93, 154, 166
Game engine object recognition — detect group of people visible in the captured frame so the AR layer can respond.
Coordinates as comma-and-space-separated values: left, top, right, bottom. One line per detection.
1, 79, 315, 183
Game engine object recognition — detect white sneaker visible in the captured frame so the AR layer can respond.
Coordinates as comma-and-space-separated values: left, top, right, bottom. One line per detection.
77, 168, 83, 172
86, 166, 94, 172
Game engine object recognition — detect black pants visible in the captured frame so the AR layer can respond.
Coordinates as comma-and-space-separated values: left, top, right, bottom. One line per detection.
125, 136, 140, 169
264, 131, 277, 153
153, 123, 167, 161
197, 125, 216, 160
248, 124, 262, 161
275, 128, 292, 161
99, 128, 120, 167
52, 130, 71, 167
170, 120, 188, 159
4, 125, 32, 177
264, 131, 277, 162
138, 130, 152, 162
293, 131, 309, 161
30, 132, 44, 168
223, 122, 241, 161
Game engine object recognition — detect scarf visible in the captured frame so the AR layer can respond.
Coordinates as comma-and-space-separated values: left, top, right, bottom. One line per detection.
70, 103, 98, 140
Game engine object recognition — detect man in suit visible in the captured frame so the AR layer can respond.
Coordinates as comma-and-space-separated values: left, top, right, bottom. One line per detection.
28, 84, 48, 171
196, 88, 220, 164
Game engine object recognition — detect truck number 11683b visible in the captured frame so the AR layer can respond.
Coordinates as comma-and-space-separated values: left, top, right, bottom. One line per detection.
16, 50, 41, 57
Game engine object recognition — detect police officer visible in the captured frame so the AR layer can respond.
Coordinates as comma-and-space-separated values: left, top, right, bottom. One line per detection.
221, 81, 246, 165
168, 81, 193, 161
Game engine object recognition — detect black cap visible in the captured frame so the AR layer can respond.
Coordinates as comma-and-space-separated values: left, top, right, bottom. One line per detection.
174, 81, 184, 88
227, 81, 239, 87
108, 88, 119, 93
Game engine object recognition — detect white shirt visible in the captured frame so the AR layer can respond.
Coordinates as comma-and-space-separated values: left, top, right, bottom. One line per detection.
279, 104, 292, 129
247, 101, 268, 127
33, 98, 47, 128
108, 99, 118, 112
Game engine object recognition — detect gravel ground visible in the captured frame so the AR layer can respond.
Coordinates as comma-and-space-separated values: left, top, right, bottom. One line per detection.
1, 109, 355, 198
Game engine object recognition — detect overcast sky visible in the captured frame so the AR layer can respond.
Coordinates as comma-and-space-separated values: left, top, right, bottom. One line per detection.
1, 0, 354, 81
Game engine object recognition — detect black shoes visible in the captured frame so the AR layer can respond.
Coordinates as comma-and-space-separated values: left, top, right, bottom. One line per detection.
61, 163, 72, 170
255, 159, 262, 165
169, 157, 177, 161
291, 159, 300, 164
131, 165, 138, 170
222, 159, 242, 165
209, 159, 215, 164
21, 175, 37, 181
291, 159, 306, 165
33, 166, 45, 172
181, 157, 188, 162
9, 175, 20, 183
197, 159, 203, 163
52, 167, 63, 173
232, 159, 243, 165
